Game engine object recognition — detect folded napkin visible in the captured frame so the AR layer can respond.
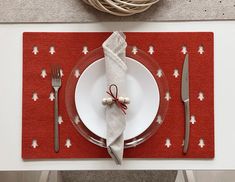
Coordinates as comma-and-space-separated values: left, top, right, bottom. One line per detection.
102, 32, 128, 164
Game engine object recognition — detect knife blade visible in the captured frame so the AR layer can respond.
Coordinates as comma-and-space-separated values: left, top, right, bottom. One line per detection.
181, 53, 190, 154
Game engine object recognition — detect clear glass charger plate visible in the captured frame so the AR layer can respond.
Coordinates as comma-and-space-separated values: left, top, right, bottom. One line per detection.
65, 46, 169, 148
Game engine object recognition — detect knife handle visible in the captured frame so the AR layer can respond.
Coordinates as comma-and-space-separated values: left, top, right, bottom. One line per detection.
183, 100, 190, 154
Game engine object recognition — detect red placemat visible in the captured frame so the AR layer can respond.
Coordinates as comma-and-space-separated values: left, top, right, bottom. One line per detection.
22, 32, 214, 159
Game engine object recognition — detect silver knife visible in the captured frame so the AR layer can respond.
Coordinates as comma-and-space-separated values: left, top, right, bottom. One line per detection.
181, 53, 190, 154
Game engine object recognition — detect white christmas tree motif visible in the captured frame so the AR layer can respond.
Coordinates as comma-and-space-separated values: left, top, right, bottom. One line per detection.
164, 92, 171, 101
58, 115, 63, 124
190, 115, 196, 124
198, 138, 205, 148
132, 46, 138, 54
165, 138, 171, 148
49, 92, 55, 101
173, 69, 179, 78
60, 69, 64, 77
181, 46, 187, 54
65, 138, 72, 148
156, 115, 163, 124
49, 46, 55, 55
74, 115, 80, 124
198, 45, 204, 54
156, 69, 163, 78
32, 46, 39, 55
74, 69, 80, 78
82, 46, 89, 55
198, 92, 205, 101
31, 139, 38, 148
32, 92, 39, 101
40, 69, 47, 78
148, 46, 154, 55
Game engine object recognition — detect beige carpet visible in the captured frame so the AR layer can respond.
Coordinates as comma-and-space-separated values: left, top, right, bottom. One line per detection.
61, 171, 177, 182
0, 0, 235, 22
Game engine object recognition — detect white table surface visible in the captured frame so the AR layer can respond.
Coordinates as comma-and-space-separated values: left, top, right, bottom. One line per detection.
0, 21, 234, 170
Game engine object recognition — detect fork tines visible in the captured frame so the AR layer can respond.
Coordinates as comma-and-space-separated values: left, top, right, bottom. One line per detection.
51, 65, 61, 86
51, 65, 61, 78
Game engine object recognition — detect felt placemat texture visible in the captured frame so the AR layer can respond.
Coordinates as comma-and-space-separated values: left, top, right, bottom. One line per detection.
22, 32, 214, 159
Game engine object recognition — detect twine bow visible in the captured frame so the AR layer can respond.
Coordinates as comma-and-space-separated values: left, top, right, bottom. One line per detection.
106, 84, 128, 114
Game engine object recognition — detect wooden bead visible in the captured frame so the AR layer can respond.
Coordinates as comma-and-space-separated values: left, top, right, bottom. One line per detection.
102, 98, 108, 105
124, 97, 130, 104
106, 98, 113, 104
103, 97, 130, 105
102, 97, 113, 105
118, 96, 125, 103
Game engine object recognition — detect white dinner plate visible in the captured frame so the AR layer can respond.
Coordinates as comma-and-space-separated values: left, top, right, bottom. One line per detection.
75, 57, 160, 140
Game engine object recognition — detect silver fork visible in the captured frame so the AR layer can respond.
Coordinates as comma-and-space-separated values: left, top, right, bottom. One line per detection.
51, 65, 61, 153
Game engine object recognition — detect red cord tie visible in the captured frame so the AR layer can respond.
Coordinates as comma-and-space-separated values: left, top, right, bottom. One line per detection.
105, 84, 129, 115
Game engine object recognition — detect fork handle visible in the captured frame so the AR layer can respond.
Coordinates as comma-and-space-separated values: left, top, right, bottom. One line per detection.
54, 90, 59, 153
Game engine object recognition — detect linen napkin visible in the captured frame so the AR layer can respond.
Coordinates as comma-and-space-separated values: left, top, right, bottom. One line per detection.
102, 31, 128, 164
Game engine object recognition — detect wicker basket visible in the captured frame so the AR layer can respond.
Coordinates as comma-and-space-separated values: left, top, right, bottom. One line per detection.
83, 0, 159, 16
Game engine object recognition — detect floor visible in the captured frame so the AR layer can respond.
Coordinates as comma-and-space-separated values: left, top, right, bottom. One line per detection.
0, 171, 177, 182
61, 171, 178, 182
2, 170, 235, 182
176, 170, 235, 182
